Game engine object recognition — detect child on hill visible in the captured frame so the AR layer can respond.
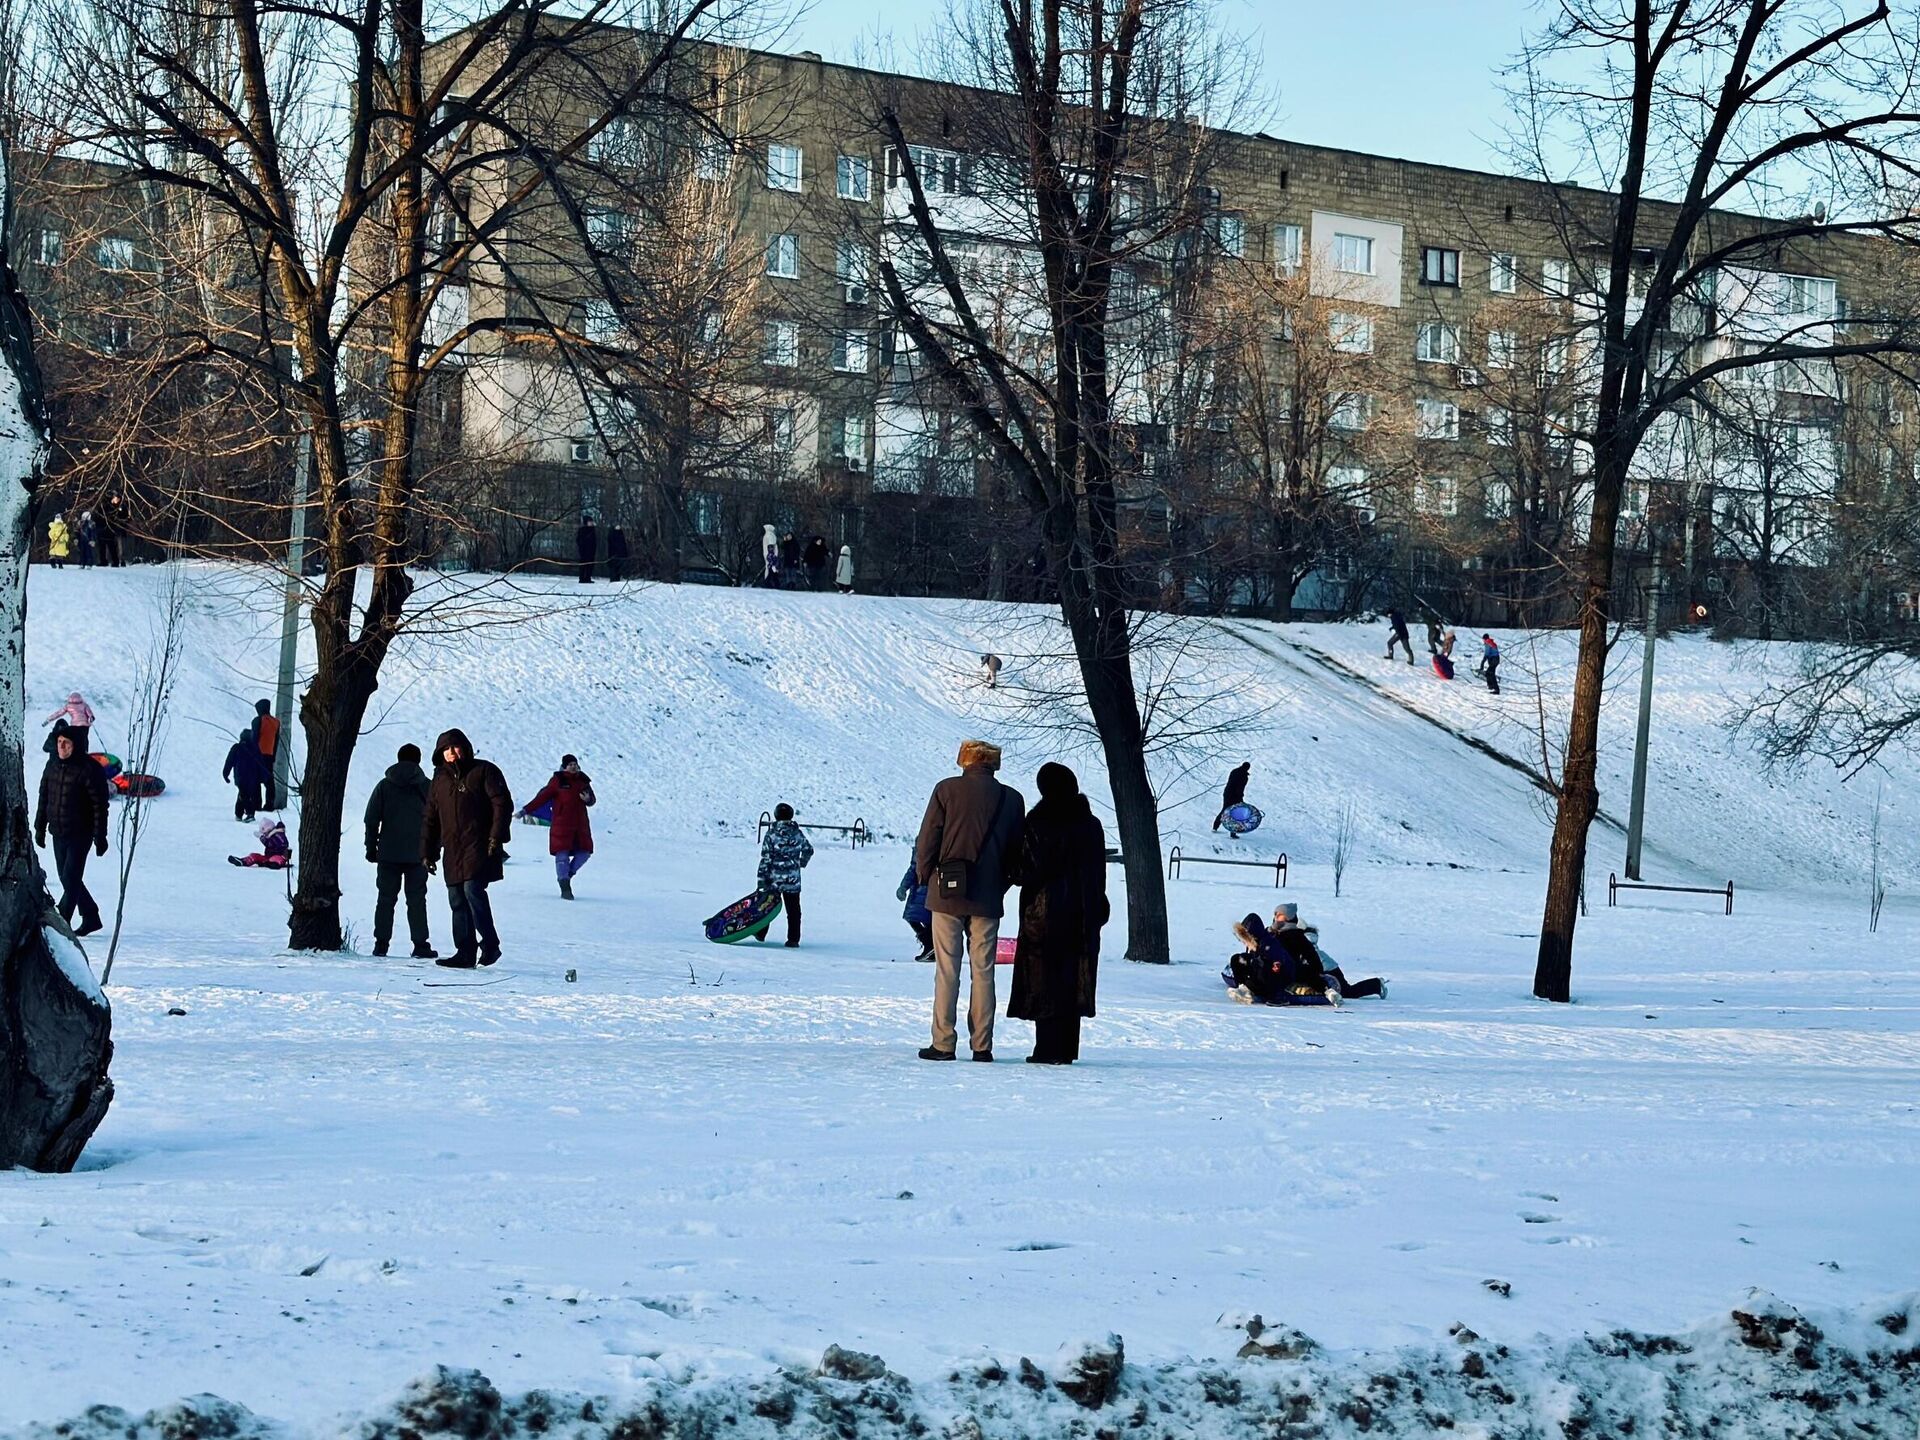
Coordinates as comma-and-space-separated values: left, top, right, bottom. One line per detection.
895, 857, 934, 962
229, 818, 292, 869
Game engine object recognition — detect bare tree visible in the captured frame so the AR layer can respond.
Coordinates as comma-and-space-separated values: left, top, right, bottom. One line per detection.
1330, 796, 1357, 898
1508, 0, 1920, 1002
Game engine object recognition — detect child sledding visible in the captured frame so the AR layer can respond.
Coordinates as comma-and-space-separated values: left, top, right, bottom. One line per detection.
230, 818, 291, 869
1224, 902, 1385, 1006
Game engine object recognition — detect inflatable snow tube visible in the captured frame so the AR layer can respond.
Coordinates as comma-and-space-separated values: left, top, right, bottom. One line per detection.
703, 890, 782, 945
1221, 802, 1263, 836
995, 937, 1018, 965
90, 752, 123, 781
1220, 964, 1333, 1007
113, 773, 166, 798
1432, 654, 1455, 680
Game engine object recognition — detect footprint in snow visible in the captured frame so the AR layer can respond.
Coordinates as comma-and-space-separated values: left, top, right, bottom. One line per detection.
1519, 1213, 1561, 1224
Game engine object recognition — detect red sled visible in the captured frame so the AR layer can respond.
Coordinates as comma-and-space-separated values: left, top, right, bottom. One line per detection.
113, 772, 166, 798
995, 937, 1018, 965
1431, 654, 1455, 681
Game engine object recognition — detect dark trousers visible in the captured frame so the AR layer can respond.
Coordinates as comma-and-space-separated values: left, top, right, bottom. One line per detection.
908, 918, 933, 953
262, 760, 280, 811
100, 531, 122, 566
577, 560, 594, 583
757, 890, 802, 943
1386, 630, 1414, 661
234, 780, 261, 820
51, 836, 100, 926
1033, 1015, 1081, 1063
375, 862, 431, 950
1332, 973, 1384, 999
447, 878, 499, 958
607, 556, 625, 582
1481, 656, 1501, 693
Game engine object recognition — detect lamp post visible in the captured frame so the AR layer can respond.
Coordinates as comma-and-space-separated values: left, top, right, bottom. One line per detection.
1623, 535, 1659, 881
271, 433, 309, 808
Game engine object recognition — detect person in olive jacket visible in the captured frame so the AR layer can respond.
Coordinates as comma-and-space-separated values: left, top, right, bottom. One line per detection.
364, 742, 437, 959
420, 728, 512, 968
35, 729, 111, 935
1007, 763, 1109, 1064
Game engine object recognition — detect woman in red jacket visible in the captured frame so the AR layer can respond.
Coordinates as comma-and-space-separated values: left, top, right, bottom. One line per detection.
520, 754, 596, 899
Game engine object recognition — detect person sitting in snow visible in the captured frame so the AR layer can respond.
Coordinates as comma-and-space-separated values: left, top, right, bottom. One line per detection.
756, 803, 813, 947
230, 818, 292, 869
895, 857, 934, 962
1271, 902, 1385, 1002
1228, 911, 1325, 1004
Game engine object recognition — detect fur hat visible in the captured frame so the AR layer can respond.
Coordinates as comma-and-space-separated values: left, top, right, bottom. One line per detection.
956, 739, 1002, 770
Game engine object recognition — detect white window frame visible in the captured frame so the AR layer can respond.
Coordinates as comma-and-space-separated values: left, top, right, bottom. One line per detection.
762, 318, 799, 367
695, 136, 729, 182
766, 232, 798, 279
1213, 212, 1245, 257
1416, 398, 1460, 441
588, 208, 635, 254
1331, 232, 1374, 276
837, 154, 872, 202
832, 329, 870, 373
36, 228, 63, 266
1329, 393, 1374, 432
1272, 223, 1303, 276
1486, 329, 1516, 369
836, 240, 870, 304
1489, 253, 1517, 294
96, 236, 136, 271
1330, 311, 1374, 355
1414, 475, 1458, 515
764, 407, 795, 449
1416, 322, 1460, 364
766, 143, 804, 192
839, 413, 870, 463
1484, 478, 1515, 518
1542, 257, 1571, 297
1485, 405, 1513, 447
1777, 274, 1837, 319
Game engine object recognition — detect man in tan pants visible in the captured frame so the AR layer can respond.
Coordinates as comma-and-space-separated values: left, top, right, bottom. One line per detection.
914, 739, 1026, 1062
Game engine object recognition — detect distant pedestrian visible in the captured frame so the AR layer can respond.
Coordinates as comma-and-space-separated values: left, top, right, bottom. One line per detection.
1425, 616, 1442, 654
76, 512, 97, 567
1212, 760, 1251, 833
896, 857, 934, 961
43, 693, 96, 756
834, 543, 854, 593
575, 514, 598, 584
606, 526, 630, 582
761, 523, 781, 587
364, 742, 437, 959
222, 728, 267, 821
1385, 607, 1415, 665
250, 698, 282, 810
95, 500, 123, 567
421, 728, 512, 968
1008, 762, 1107, 1065
756, 802, 813, 946
914, 739, 1026, 1062
521, 755, 596, 899
36, 728, 110, 936
980, 653, 1002, 688
803, 535, 830, 590
779, 532, 800, 589
47, 513, 71, 568
1477, 634, 1502, 694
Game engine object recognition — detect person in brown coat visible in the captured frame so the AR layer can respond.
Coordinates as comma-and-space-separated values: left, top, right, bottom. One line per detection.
1007, 763, 1108, 1064
913, 738, 1025, 1062
420, 727, 513, 968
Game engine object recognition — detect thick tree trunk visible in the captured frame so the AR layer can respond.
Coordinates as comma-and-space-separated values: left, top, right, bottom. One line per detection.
1080, 641, 1170, 964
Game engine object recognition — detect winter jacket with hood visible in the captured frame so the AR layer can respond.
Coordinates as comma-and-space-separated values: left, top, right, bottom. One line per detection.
896, 861, 931, 925
48, 516, 71, 559
365, 759, 432, 865
914, 742, 1025, 919
1220, 762, 1250, 811
524, 770, 596, 854
36, 747, 110, 848
1007, 771, 1108, 1024
1233, 914, 1324, 997
757, 818, 813, 893
834, 545, 854, 589
223, 733, 268, 790
251, 700, 280, 758
421, 728, 513, 885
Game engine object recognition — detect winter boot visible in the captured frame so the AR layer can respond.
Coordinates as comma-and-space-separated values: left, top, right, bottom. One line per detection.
372, 942, 390, 958
75, 915, 104, 938
559, 876, 573, 900
917, 1046, 956, 1061
971, 1050, 994, 1063
478, 944, 501, 967
411, 942, 439, 959
437, 953, 478, 969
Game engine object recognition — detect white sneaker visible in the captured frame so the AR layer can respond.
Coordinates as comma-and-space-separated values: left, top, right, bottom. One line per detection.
1324, 983, 1344, 1007
1378, 979, 1389, 999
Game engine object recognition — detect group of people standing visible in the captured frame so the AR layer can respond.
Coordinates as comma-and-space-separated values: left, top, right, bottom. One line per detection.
1386, 609, 1501, 694
573, 515, 632, 584
220, 700, 283, 821
46, 505, 126, 569
761, 525, 854, 592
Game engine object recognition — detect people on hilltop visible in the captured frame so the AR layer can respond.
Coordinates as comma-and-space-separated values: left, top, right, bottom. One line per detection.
1477, 633, 1502, 694
834, 544, 854, 594
914, 739, 1026, 1062
761, 523, 781, 588
1007, 762, 1107, 1065
364, 742, 437, 959
575, 514, 598, 585
76, 512, 97, 568
1384, 607, 1415, 666
96, 497, 124, 567
803, 534, 830, 591
223, 728, 268, 823
779, 532, 801, 589
521, 755, 596, 900
1213, 760, 1251, 833
606, 526, 630, 582
421, 728, 512, 969
756, 802, 814, 946
36, 726, 111, 936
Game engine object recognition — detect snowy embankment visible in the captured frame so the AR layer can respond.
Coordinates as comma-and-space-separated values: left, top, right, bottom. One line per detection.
4, 566, 1918, 1436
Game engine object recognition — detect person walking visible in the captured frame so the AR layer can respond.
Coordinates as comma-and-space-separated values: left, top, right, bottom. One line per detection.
914, 739, 1025, 1062
895, 857, 934, 961
47, 513, 71, 568
1477, 633, 1502, 694
76, 512, 97, 568
755, 803, 813, 945
250, 698, 282, 810
1384, 607, 1415, 665
1007, 763, 1108, 1065
980, 653, 1002, 689
222, 728, 267, 822
834, 543, 854, 594
1212, 760, 1251, 833
421, 728, 513, 968
1424, 616, 1443, 654
364, 742, 437, 959
521, 755, 596, 899
575, 514, 598, 584
606, 526, 630, 582
95, 499, 123, 567
35, 728, 110, 936
761, 523, 781, 588
803, 535, 830, 590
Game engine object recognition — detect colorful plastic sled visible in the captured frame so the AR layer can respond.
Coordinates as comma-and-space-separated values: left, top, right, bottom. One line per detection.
1220, 964, 1333, 1007
90, 752, 123, 781
1220, 803, 1263, 836
704, 890, 783, 944
113, 772, 166, 798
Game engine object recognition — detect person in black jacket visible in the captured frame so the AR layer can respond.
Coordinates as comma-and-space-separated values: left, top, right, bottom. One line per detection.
1212, 760, 1251, 832
223, 728, 267, 821
575, 514, 598, 584
606, 526, 630, 582
364, 743, 437, 959
421, 728, 513, 968
1007, 763, 1108, 1064
36, 731, 111, 935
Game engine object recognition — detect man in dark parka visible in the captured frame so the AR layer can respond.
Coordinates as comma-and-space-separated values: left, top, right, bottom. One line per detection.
421, 728, 512, 967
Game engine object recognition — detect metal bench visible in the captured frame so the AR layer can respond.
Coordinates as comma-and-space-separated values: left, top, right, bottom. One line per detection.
1608, 872, 1734, 915
758, 811, 871, 849
1167, 846, 1288, 888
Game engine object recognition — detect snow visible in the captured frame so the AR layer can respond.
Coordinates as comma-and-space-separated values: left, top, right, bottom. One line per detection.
41, 923, 104, 1007
4, 565, 1918, 1435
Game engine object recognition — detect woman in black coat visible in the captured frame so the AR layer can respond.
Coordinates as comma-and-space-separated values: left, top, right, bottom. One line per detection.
1008, 762, 1109, 1064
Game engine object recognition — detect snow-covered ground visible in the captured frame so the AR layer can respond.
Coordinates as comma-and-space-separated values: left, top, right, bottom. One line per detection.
3, 566, 1917, 1436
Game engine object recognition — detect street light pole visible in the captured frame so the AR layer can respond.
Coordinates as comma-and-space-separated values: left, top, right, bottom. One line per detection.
1624, 537, 1659, 881
271, 433, 310, 809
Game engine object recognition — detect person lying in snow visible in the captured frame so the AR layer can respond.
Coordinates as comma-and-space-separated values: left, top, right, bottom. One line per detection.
1225, 903, 1385, 1005
229, 818, 292, 869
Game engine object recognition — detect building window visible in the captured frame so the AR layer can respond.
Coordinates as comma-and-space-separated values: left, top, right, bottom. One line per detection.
1329, 393, 1374, 431
695, 136, 729, 181
589, 116, 642, 168
1272, 223, 1303, 275
95, 236, 136, 271
1489, 252, 1517, 293
35, 228, 63, 266
832, 329, 870, 373
101, 315, 134, 353
1414, 475, 1458, 515
763, 319, 799, 367
766, 232, 798, 278
840, 413, 870, 468
1421, 246, 1460, 287
836, 240, 870, 304
1416, 398, 1460, 440
1484, 478, 1515, 518
1331, 232, 1374, 275
1542, 336, 1569, 379
568, 436, 595, 465
1416, 322, 1460, 364
1486, 329, 1516, 369
1542, 257, 1570, 296
1330, 311, 1374, 354
1485, 406, 1513, 447
885, 145, 973, 196
766, 143, 803, 192
764, 406, 795, 449
690, 492, 721, 535
1778, 274, 1838, 319
837, 154, 872, 201
1212, 212, 1245, 257
584, 299, 620, 345
588, 209, 635, 254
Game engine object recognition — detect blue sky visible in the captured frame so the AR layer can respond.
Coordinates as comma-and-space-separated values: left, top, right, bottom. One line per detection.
775, 0, 1537, 174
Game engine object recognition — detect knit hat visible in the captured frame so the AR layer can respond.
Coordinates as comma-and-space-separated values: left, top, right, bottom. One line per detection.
1273, 902, 1300, 925
561, 754, 578, 767
957, 739, 1002, 770
1036, 761, 1078, 800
